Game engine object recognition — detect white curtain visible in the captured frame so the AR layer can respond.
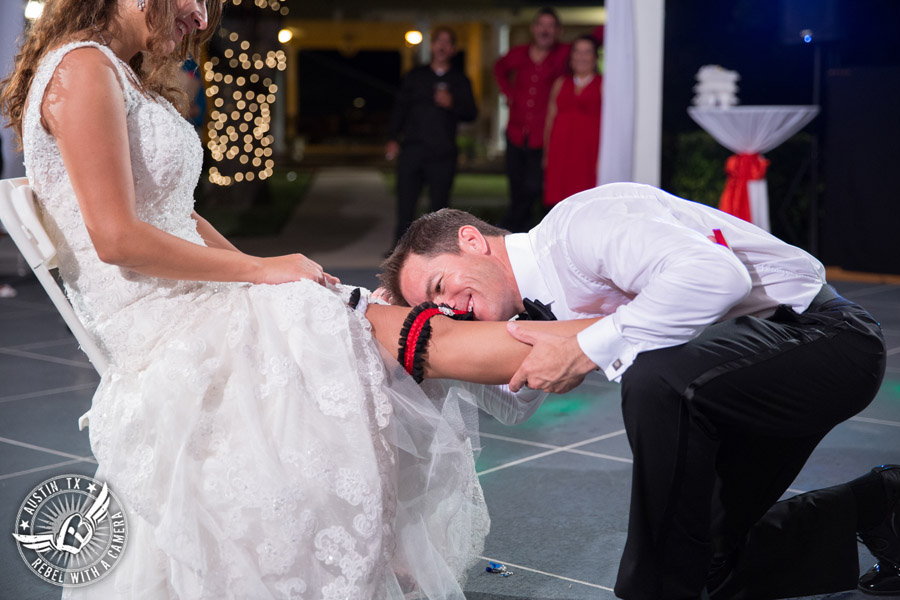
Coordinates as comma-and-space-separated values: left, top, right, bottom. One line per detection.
597, 0, 635, 185
1, 2, 26, 179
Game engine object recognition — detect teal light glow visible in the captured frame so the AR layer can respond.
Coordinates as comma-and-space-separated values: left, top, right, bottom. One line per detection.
522, 395, 593, 428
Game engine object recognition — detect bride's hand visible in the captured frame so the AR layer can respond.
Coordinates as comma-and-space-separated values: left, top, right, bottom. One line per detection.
256, 254, 340, 286
370, 287, 395, 304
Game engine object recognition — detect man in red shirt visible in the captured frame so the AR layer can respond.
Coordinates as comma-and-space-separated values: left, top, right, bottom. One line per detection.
494, 8, 569, 232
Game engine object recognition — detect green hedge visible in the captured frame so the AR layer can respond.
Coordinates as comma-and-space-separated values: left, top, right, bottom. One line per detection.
666, 130, 816, 248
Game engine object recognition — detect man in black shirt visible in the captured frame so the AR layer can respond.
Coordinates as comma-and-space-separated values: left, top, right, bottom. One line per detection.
386, 27, 477, 244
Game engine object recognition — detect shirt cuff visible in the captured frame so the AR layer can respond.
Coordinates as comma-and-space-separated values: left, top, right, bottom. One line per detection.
576, 317, 638, 382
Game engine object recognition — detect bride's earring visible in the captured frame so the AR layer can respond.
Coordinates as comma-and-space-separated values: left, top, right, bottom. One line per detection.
136, 0, 146, 10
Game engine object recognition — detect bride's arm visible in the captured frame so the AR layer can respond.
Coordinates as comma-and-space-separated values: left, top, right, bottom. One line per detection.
364, 304, 600, 385
43, 48, 329, 285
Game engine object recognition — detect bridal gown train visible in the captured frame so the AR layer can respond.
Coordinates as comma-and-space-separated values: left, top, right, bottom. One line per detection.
23, 42, 488, 599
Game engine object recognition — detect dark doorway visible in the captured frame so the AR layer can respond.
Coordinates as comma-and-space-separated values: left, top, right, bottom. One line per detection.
296, 50, 402, 143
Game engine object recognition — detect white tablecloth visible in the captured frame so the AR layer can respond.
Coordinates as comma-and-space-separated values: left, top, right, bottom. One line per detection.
688, 105, 819, 231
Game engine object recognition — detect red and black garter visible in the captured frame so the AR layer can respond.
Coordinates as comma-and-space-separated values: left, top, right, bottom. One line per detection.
397, 302, 473, 383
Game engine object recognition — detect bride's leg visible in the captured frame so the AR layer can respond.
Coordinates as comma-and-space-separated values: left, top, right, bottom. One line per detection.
364, 305, 600, 385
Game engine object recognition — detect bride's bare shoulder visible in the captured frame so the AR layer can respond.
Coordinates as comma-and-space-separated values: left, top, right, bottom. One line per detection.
50, 42, 118, 76
39, 44, 124, 135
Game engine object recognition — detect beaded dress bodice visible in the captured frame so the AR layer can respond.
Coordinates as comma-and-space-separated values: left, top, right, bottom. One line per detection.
23, 42, 211, 365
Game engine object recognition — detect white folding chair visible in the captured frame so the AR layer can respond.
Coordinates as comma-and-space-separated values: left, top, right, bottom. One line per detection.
0, 177, 109, 380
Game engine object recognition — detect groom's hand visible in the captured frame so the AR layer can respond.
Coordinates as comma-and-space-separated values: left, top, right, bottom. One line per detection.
506, 323, 598, 394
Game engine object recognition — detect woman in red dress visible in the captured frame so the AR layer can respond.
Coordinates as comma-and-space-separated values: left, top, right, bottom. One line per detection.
543, 34, 603, 209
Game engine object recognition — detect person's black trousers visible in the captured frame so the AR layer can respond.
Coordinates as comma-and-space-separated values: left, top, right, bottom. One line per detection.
394, 145, 457, 243
502, 135, 543, 233
614, 285, 886, 600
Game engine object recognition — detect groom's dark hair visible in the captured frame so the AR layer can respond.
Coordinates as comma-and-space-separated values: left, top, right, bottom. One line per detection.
379, 209, 509, 306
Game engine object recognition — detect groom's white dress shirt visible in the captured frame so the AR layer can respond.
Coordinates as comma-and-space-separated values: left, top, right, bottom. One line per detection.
507, 183, 826, 382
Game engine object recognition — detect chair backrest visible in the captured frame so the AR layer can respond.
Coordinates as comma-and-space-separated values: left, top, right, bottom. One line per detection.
0, 178, 109, 377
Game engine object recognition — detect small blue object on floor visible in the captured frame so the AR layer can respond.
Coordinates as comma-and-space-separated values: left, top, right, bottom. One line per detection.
486, 561, 514, 577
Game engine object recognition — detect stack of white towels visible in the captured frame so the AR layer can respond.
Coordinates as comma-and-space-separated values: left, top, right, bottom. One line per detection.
692, 65, 740, 108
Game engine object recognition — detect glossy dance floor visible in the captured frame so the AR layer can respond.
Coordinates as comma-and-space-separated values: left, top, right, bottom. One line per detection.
2, 167, 899, 598
1, 273, 899, 599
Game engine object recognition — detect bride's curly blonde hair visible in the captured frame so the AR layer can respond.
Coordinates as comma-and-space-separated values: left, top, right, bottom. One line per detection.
0, 0, 223, 142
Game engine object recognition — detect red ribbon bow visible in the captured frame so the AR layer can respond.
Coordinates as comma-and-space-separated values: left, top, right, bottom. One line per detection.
719, 153, 770, 223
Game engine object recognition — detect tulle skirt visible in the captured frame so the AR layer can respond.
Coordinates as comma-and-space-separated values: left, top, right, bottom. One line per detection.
62, 281, 488, 599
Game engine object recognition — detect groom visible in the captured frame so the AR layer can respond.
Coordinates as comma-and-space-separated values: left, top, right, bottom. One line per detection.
379, 182, 895, 599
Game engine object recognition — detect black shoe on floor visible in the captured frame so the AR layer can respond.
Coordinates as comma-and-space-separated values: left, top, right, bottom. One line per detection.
858, 465, 900, 595
859, 562, 900, 596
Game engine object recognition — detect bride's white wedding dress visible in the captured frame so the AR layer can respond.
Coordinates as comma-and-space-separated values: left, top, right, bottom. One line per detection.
24, 42, 488, 599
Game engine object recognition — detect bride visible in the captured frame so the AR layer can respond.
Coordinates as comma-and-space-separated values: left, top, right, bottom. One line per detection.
1, 1, 597, 598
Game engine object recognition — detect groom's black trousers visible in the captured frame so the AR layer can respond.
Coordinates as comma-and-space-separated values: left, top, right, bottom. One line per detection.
613, 285, 886, 600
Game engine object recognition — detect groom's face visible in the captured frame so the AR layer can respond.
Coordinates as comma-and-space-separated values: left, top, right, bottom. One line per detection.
398, 249, 522, 322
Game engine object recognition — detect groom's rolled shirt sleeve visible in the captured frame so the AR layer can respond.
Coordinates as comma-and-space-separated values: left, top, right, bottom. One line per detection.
566, 208, 753, 382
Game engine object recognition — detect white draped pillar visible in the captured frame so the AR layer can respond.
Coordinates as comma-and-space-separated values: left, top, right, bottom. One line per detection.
632, 0, 664, 186
1, 2, 26, 179
597, 0, 635, 185
598, 0, 665, 186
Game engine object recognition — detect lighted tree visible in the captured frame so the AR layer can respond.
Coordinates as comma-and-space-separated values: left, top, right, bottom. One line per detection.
202, 0, 288, 186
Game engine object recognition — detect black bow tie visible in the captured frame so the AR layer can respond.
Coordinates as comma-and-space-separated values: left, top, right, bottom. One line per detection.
517, 298, 557, 321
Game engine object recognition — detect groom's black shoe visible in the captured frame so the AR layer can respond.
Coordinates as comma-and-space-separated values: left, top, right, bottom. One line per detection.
859, 562, 900, 595
858, 465, 900, 595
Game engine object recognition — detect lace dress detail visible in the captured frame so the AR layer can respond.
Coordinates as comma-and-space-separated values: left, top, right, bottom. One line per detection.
24, 42, 488, 599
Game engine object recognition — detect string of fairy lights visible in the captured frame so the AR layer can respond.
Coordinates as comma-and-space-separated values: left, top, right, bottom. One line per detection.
24, 0, 289, 186
204, 0, 289, 186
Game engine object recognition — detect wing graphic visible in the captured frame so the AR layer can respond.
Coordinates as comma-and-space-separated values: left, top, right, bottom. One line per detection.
83, 482, 110, 525
12, 531, 56, 552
